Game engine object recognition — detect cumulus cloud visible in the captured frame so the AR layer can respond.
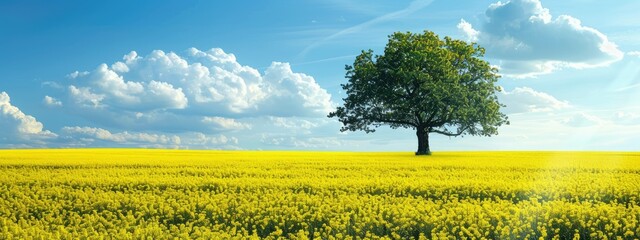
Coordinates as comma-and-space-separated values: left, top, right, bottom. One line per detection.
180, 132, 239, 149
68, 86, 104, 108
261, 62, 334, 116
27, 47, 340, 149
61, 126, 181, 146
57, 127, 240, 149
47, 47, 333, 134
458, 0, 623, 77
67, 71, 89, 79
0, 92, 56, 146
85, 63, 188, 110
457, 19, 479, 42
43, 96, 62, 107
202, 116, 251, 131
498, 87, 570, 114
269, 116, 318, 130
628, 51, 640, 57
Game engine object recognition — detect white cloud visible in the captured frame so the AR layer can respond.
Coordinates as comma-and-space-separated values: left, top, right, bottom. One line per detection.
48, 48, 333, 134
41, 81, 63, 89
496, 60, 559, 79
61, 126, 181, 146
146, 80, 188, 109
0, 92, 56, 146
111, 61, 129, 73
614, 111, 640, 125
270, 116, 318, 130
180, 132, 239, 149
43, 96, 62, 107
498, 87, 570, 114
32, 47, 338, 149
561, 112, 606, 127
67, 71, 89, 79
439, 111, 640, 151
627, 51, 640, 57
457, 19, 479, 42
68, 85, 104, 108
91, 63, 144, 104
459, 0, 623, 77
202, 116, 251, 130
87, 63, 188, 110
261, 62, 334, 116
260, 135, 341, 148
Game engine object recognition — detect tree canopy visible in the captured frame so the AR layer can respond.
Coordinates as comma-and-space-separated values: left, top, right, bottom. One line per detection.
328, 30, 509, 155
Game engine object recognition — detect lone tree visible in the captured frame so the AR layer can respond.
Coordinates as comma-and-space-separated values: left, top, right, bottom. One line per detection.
329, 31, 508, 155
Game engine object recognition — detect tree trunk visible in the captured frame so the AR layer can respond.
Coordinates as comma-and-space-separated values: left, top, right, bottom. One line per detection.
415, 127, 431, 155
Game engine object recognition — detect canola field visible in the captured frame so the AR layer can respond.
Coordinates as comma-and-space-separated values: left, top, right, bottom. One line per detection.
0, 149, 639, 239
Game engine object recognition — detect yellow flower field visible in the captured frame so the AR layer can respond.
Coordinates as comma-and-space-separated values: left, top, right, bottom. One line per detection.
1, 149, 639, 239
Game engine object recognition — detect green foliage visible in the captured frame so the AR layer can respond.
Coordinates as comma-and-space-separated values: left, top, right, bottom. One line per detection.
329, 31, 509, 154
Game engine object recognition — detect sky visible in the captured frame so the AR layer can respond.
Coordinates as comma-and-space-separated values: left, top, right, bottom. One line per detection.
1, 0, 639, 151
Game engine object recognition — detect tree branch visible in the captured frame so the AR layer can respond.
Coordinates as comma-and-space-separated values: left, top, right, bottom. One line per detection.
371, 117, 416, 127
430, 126, 470, 137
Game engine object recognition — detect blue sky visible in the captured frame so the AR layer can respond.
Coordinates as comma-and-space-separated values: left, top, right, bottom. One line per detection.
1, 0, 639, 151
